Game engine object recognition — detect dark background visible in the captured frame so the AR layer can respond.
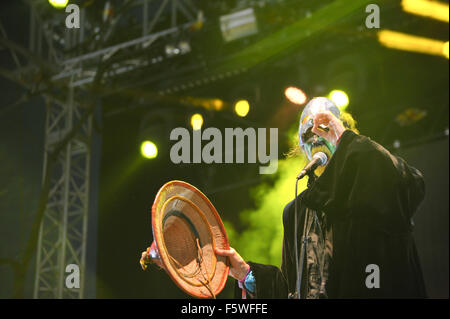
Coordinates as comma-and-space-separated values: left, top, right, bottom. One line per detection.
0, 0, 448, 299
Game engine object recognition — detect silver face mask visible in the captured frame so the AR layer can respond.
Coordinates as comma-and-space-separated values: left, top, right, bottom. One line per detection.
298, 97, 341, 161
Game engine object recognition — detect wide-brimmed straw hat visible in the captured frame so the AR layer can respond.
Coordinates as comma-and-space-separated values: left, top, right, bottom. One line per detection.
149, 180, 230, 298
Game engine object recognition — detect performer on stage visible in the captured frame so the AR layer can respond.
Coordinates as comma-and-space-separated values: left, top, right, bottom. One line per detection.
215, 97, 427, 298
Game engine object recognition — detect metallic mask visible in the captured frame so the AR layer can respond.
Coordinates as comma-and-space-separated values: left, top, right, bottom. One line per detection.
298, 97, 341, 163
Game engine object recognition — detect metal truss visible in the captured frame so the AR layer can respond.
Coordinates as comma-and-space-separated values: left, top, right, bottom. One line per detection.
27, 1, 94, 299
49, 0, 203, 88
33, 84, 92, 299
27, 0, 201, 299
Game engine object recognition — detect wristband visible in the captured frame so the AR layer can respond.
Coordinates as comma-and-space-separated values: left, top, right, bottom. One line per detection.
237, 267, 251, 289
244, 271, 255, 293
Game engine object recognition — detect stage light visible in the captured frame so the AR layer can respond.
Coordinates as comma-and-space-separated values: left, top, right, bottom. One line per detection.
190, 113, 203, 131
178, 41, 191, 54
378, 30, 449, 59
395, 108, 427, 126
284, 86, 307, 105
212, 99, 224, 111
443, 41, 449, 59
401, 0, 449, 23
48, 0, 69, 9
234, 100, 250, 117
140, 141, 158, 159
328, 90, 349, 110
220, 8, 258, 42
165, 44, 176, 57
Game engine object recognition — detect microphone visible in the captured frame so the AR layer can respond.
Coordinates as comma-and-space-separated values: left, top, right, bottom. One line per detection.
296, 152, 328, 180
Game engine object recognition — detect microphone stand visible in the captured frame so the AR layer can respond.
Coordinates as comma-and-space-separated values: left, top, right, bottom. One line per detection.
294, 172, 316, 299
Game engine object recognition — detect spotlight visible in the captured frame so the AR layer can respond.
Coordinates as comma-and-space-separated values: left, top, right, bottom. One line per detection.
234, 100, 250, 117
328, 90, 349, 110
284, 86, 307, 105
165, 41, 191, 57
443, 41, 449, 59
165, 44, 176, 57
178, 41, 191, 54
190, 113, 204, 131
401, 0, 449, 23
140, 141, 158, 159
377, 30, 449, 59
48, 0, 69, 9
395, 108, 427, 126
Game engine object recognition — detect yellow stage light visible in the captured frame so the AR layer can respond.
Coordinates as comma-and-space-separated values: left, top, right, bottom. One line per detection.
443, 41, 449, 59
140, 141, 158, 159
328, 90, 349, 110
212, 99, 224, 111
48, 0, 69, 9
284, 87, 307, 105
234, 100, 250, 117
401, 0, 449, 23
190, 113, 204, 131
378, 30, 449, 59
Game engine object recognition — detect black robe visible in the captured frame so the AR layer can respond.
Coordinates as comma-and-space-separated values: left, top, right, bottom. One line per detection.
236, 130, 427, 298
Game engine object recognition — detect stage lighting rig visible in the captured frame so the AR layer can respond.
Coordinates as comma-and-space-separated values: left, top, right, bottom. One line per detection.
220, 7, 258, 42
165, 40, 191, 57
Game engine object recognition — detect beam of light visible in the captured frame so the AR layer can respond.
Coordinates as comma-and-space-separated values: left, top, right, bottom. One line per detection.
377, 30, 449, 59
48, 0, 69, 9
284, 86, 307, 105
100, 156, 144, 211
190, 113, 204, 131
401, 0, 449, 23
140, 141, 158, 159
328, 90, 349, 110
234, 100, 250, 117
443, 41, 449, 59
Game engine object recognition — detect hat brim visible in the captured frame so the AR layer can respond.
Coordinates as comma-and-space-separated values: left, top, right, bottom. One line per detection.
151, 180, 230, 298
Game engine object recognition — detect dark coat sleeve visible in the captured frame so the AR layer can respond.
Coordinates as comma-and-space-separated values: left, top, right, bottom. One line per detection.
302, 130, 425, 234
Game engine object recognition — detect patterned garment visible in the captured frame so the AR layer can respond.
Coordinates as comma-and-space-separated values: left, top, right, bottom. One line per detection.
302, 208, 333, 299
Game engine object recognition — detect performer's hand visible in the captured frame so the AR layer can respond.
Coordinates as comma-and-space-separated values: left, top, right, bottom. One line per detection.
312, 111, 346, 145
140, 247, 151, 271
215, 247, 250, 281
